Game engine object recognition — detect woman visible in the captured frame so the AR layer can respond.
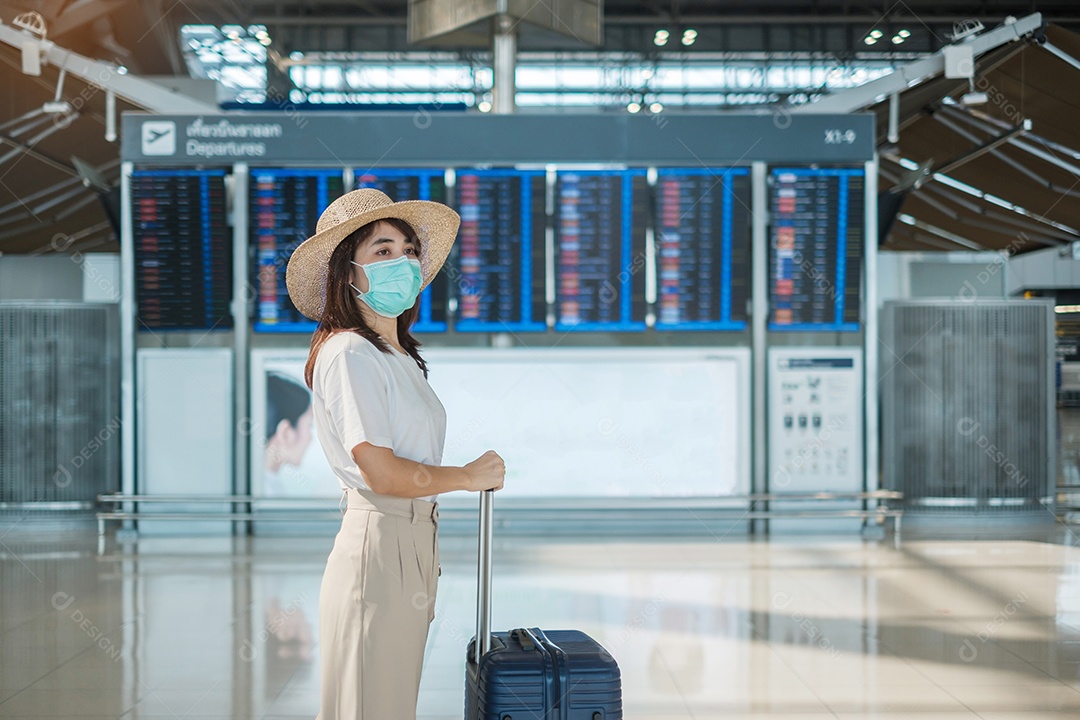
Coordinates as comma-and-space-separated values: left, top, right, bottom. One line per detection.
285, 188, 506, 719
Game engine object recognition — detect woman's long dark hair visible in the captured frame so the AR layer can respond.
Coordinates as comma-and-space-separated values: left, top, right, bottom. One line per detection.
303, 217, 428, 389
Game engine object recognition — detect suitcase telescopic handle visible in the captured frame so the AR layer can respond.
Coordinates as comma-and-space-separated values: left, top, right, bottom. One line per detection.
476, 489, 494, 657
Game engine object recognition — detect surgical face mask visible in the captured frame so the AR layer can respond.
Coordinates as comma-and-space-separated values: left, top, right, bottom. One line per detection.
349, 255, 423, 318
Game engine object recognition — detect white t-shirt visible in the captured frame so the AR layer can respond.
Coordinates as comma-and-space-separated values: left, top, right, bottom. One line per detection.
311, 331, 447, 502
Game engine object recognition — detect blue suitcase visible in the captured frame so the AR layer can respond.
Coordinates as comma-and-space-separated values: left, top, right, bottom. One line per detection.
464, 491, 623, 719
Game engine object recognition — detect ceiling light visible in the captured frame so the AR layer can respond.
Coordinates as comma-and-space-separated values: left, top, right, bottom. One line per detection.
654, 36, 668, 47
478, 100, 492, 112
864, 37, 878, 45
627, 102, 641, 113
681, 35, 696, 46
898, 29, 911, 38
683, 28, 697, 39
649, 102, 663, 113
892, 35, 905, 44
655, 29, 669, 38
870, 30, 883, 39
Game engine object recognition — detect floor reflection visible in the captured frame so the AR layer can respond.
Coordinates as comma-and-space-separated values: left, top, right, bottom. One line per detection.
2, 528, 1080, 719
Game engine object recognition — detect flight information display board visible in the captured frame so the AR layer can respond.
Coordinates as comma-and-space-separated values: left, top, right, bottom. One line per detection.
132, 168, 232, 331
769, 168, 864, 332
453, 169, 547, 332
250, 168, 344, 332
554, 170, 648, 331
654, 168, 752, 331
353, 169, 450, 332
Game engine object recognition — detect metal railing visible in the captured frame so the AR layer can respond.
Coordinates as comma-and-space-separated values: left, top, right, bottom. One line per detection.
96, 489, 903, 543
1054, 486, 1080, 523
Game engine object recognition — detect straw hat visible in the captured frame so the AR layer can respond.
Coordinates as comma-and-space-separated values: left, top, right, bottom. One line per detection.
285, 188, 460, 321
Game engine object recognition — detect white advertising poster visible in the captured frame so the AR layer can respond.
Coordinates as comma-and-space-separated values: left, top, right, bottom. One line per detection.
425, 347, 750, 498
767, 347, 864, 494
251, 351, 340, 498
251, 346, 750, 499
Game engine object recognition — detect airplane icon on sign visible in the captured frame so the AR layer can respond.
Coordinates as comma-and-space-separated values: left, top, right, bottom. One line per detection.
141, 121, 176, 156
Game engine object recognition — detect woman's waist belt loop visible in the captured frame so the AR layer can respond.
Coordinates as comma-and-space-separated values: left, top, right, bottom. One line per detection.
344, 486, 438, 524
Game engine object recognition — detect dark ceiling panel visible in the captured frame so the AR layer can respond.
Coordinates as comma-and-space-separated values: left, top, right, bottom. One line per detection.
881, 153, 1078, 251
806, 17, 1080, 254
0, 40, 134, 255
892, 116, 1080, 247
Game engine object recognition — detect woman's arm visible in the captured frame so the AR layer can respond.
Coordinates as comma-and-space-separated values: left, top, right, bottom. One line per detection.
351, 442, 504, 498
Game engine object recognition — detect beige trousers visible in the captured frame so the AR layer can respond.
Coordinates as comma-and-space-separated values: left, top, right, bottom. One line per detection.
317, 488, 440, 720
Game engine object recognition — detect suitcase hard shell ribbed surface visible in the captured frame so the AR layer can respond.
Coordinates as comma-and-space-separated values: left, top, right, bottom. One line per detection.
465, 628, 622, 720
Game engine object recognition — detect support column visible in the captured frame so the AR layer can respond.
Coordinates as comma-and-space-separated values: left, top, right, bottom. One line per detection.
864, 157, 879, 495
492, 13, 516, 114
231, 164, 250, 534
751, 162, 768, 525
119, 161, 135, 529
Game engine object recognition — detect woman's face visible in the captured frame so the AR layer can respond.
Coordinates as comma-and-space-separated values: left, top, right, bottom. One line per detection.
350, 221, 419, 293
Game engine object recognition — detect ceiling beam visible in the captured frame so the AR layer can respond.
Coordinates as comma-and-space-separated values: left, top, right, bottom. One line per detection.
792, 12, 1044, 114
931, 121, 1030, 179
0, 19, 217, 113
0, 130, 79, 178
1042, 40, 1080, 72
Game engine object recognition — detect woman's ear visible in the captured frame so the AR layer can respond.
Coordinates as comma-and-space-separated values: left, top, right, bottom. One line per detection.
275, 418, 294, 442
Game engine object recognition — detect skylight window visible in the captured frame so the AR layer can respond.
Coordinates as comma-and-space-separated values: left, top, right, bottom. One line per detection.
181, 25, 897, 109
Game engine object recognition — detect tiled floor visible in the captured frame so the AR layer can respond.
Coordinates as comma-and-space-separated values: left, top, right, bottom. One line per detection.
2, 519, 1080, 719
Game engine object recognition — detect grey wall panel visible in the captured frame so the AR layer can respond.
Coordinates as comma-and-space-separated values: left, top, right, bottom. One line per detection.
0, 256, 84, 302
881, 300, 1054, 510
1006, 245, 1080, 296
909, 261, 1005, 299
136, 348, 232, 494
136, 348, 233, 534
0, 303, 119, 505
